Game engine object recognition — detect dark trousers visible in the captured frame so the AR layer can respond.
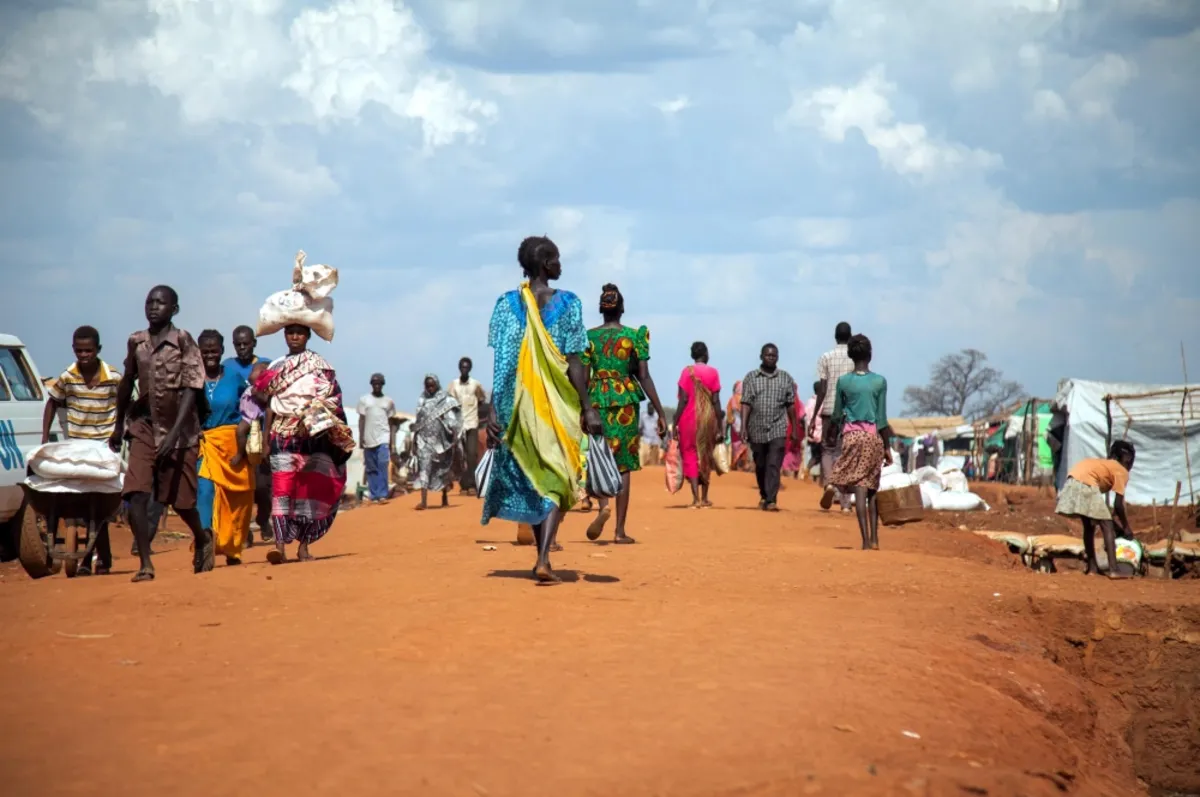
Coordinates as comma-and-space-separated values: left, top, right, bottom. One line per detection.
460, 428, 480, 490
88, 521, 112, 570
750, 437, 787, 505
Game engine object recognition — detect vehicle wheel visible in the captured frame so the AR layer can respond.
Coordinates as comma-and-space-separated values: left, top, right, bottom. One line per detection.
16, 502, 55, 579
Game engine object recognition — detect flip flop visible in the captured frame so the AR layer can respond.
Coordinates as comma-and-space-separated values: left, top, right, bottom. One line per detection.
131, 567, 155, 583
586, 507, 612, 541
613, 536, 636, 545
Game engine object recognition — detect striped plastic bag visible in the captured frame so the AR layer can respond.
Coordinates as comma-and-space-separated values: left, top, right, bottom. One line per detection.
474, 448, 495, 500
585, 435, 622, 498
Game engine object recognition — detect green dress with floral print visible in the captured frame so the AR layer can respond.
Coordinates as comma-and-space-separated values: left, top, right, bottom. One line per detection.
582, 325, 650, 473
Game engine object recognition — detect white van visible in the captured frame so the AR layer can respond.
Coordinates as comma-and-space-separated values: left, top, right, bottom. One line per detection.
0, 334, 49, 559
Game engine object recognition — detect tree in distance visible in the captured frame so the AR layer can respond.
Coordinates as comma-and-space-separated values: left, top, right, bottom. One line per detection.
902, 349, 1025, 421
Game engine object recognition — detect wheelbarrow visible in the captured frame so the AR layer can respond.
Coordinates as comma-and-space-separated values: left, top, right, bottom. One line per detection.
17, 485, 123, 579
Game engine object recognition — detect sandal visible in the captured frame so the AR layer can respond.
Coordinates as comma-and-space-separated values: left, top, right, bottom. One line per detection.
586, 507, 612, 541
131, 567, 155, 583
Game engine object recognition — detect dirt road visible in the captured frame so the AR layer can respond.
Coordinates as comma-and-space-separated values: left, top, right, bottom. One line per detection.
2, 472, 1196, 796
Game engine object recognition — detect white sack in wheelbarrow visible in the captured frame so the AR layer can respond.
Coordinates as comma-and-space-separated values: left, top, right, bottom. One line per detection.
256, 251, 338, 342
24, 473, 124, 494
28, 439, 125, 481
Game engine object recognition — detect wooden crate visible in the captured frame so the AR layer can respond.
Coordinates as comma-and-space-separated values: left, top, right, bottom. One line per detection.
877, 483, 924, 526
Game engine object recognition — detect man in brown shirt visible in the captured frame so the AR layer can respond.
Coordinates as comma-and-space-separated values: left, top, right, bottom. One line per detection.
109, 285, 213, 582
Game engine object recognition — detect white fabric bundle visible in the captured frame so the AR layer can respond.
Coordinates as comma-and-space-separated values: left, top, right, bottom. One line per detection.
28, 440, 125, 482
879, 471, 915, 492
257, 250, 338, 342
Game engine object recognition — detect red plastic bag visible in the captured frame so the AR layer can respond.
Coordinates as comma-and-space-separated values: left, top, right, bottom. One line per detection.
663, 438, 684, 494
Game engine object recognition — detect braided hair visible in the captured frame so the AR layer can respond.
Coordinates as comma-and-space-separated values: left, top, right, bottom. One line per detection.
599, 283, 624, 317
197, 329, 224, 348
517, 236, 559, 278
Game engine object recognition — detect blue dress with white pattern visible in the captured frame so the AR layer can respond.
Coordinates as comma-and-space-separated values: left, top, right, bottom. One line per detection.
481, 288, 588, 526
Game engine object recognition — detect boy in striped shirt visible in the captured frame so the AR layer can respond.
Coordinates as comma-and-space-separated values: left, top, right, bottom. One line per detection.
41, 326, 122, 575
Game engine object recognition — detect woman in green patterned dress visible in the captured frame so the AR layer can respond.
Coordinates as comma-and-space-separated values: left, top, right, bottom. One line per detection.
581, 283, 669, 543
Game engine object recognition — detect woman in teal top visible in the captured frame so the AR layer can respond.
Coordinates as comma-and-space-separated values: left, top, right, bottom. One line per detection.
829, 334, 892, 550
197, 330, 254, 566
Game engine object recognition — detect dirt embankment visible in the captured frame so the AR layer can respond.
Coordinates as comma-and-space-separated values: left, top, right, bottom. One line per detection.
1, 471, 1196, 796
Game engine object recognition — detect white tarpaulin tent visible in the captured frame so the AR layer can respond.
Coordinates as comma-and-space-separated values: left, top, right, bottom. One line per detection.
1052, 379, 1199, 505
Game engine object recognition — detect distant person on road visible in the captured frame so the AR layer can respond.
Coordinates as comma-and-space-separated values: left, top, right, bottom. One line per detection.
42, 325, 122, 575
740, 344, 802, 511
1055, 441, 1136, 579
814, 322, 854, 513
726, 380, 749, 472
804, 381, 822, 479
225, 325, 273, 543
412, 374, 463, 511
639, 404, 663, 467
447, 357, 487, 496
357, 373, 396, 505
675, 341, 723, 508
110, 285, 211, 582
828, 335, 891, 550
781, 380, 807, 480
481, 236, 602, 583
581, 283, 669, 544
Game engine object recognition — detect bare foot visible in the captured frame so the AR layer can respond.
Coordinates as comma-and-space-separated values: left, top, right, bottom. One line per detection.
415, 503, 427, 511
614, 534, 636, 545
441, 493, 449, 508
550, 543, 564, 553
534, 563, 562, 583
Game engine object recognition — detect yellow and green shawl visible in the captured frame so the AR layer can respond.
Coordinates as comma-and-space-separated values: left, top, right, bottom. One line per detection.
505, 282, 584, 511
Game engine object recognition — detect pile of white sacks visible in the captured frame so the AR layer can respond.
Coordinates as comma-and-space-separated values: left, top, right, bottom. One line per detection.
24, 440, 125, 494
879, 454, 990, 512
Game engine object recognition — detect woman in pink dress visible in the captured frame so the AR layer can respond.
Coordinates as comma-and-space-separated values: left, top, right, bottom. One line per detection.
781, 382, 807, 479
673, 342, 723, 507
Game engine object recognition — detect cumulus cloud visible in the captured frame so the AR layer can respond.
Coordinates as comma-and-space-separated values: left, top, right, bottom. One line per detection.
783, 67, 1003, 179
2, 0, 1197, 407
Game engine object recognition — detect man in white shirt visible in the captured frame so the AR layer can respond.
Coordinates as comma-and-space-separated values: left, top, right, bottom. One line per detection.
813, 322, 855, 512
639, 404, 663, 466
357, 373, 396, 503
447, 356, 488, 496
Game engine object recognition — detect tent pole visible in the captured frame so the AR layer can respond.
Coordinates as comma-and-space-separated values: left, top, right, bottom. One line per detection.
1180, 343, 1195, 518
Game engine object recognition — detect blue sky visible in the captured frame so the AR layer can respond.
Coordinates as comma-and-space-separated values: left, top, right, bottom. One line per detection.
2, 0, 1197, 413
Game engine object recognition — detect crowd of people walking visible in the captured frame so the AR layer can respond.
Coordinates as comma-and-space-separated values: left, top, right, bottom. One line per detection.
40, 234, 898, 584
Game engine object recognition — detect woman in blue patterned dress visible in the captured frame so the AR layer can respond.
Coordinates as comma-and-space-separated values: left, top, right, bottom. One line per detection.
482, 236, 603, 582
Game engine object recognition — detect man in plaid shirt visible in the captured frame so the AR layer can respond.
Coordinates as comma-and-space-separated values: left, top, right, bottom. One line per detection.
740, 344, 804, 511
813, 322, 854, 511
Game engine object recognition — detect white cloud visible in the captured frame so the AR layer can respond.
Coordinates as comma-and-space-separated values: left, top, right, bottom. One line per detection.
783, 67, 1003, 178
654, 95, 691, 115
2, 0, 1196, 406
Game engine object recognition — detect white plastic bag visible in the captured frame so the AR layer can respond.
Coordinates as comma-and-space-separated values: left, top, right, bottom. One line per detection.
880, 451, 904, 477
942, 470, 969, 494
879, 471, 914, 492
929, 491, 988, 512
912, 466, 945, 490
919, 482, 941, 509
257, 250, 338, 342
28, 440, 125, 481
